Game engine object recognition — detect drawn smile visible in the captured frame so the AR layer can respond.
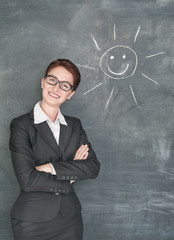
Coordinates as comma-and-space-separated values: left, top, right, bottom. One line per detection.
107, 63, 129, 76
100, 45, 138, 80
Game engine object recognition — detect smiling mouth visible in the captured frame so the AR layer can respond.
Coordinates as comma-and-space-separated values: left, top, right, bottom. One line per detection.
107, 63, 129, 76
48, 91, 60, 99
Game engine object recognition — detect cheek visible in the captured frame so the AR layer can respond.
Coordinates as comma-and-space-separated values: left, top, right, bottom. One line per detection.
64, 93, 71, 100
42, 83, 52, 92
63, 91, 73, 99
42, 86, 50, 98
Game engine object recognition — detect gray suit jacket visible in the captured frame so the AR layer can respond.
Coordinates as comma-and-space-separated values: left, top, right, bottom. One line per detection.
9, 109, 100, 222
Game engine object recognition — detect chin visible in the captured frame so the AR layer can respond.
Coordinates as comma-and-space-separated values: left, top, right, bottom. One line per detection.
49, 101, 61, 108
42, 98, 59, 108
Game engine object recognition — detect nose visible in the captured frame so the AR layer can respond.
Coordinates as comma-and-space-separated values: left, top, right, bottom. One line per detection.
53, 82, 60, 92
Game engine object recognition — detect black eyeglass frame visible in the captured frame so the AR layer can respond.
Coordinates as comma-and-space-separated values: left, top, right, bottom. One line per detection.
45, 74, 75, 92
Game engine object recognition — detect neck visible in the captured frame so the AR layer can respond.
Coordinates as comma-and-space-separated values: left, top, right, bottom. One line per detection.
40, 101, 59, 122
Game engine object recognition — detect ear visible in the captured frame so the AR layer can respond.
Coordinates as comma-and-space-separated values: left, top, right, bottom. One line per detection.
41, 78, 44, 88
68, 91, 75, 100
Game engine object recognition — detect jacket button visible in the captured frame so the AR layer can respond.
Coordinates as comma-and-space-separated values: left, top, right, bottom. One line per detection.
62, 189, 65, 193
66, 176, 69, 180
62, 176, 65, 180
54, 189, 57, 193
74, 176, 78, 179
50, 188, 53, 192
58, 189, 62, 193
70, 176, 74, 180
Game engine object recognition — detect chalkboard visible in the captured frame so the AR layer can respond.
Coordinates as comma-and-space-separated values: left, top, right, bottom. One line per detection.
1, 0, 174, 239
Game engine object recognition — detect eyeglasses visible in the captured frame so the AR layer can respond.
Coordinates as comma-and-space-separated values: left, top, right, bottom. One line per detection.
45, 75, 75, 92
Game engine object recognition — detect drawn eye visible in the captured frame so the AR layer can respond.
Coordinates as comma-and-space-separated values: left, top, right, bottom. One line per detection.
100, 46, 138, 81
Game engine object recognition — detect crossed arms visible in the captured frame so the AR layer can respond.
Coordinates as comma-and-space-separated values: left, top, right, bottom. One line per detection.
9, 118, 100, 194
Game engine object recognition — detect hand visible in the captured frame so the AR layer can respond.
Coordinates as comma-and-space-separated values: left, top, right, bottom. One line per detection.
73, 144, 89, 161
72, 145, 89, 184
35, 163, 53, 173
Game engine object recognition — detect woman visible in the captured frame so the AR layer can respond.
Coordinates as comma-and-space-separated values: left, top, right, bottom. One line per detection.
9, 59, 100, 240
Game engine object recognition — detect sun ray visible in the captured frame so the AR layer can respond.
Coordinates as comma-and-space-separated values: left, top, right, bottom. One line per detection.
129, 85, 138, 106
89, 33, 101, 51
158, 170, 174, 177
141, 73, 159, 85
105, 87, 115, 109
134, 26, 141, 43
81, 23, 164, 109
83, 83, 103, 95
77, 64, 95, 70
114, 24, 116, 41
145, 52, 165, 58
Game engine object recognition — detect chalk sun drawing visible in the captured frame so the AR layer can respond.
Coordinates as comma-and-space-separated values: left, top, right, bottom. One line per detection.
100, 45, 138, 80
77, 25, 165, 108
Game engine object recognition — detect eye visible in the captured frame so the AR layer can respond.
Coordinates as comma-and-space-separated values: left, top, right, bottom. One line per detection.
60, 82, 71, 90
47, 76, 57, 83
63, 83, 69, 89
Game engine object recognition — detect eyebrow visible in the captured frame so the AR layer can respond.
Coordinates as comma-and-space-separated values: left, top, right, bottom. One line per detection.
47, 74, 58, 79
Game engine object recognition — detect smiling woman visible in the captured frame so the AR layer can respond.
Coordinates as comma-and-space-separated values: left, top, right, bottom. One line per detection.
9, 59, 100, 240
41, 65, 76, 119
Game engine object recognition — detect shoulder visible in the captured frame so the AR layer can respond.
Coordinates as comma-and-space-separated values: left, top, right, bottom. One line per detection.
10, 111, 32, 130
63, 115, 82, 127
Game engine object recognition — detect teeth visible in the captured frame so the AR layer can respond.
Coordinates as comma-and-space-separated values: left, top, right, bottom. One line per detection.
49, 92, 59, 98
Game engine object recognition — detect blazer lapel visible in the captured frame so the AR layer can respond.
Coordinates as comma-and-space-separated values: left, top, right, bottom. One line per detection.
59, 121, 73, 153
28, 109, 74, 157
28, 109, 62, 156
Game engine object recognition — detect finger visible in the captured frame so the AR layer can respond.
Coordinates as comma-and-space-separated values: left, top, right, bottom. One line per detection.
81, 151, 88, 160
74, 145, 89, 160
36, 166, 41, 171
76, 144, 87, 154
74, 150, 88, 160
74, 147, 84, 159
74, 145, 84, 157
75, 145, 87, 155
76, 145, 88, 158
77, 148, 89, 160
83, 152, 89, 159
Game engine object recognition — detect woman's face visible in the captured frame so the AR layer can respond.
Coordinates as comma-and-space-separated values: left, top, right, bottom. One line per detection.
41, 66, 75, 108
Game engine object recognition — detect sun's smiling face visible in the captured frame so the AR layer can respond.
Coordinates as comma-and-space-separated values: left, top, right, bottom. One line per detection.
79, 25, 165, 108
100, 45, 138, 80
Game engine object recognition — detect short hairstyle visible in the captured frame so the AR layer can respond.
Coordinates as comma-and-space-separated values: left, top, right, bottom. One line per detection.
44, 59, 81, 91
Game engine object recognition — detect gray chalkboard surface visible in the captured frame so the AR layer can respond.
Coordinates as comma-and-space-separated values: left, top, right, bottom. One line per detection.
1, 0, 174, 239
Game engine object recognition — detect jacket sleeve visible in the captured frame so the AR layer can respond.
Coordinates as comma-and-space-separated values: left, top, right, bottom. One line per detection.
52, 119, 100, 181
9, 118, 71, 194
